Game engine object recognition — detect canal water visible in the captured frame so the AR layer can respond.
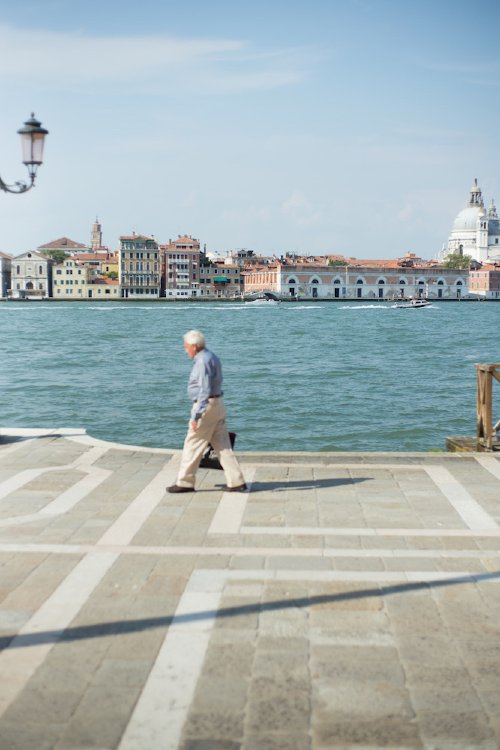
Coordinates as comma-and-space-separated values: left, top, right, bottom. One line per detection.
1, 301, 498, 452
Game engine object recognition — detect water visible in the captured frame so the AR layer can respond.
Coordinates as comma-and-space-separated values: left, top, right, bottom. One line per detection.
1, 301, 498, 452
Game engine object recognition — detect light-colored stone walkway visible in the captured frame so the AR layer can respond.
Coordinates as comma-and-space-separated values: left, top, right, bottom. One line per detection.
1, 428, 500, 749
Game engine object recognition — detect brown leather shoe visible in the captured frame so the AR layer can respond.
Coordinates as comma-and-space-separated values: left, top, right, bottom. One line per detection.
167, 484, 195, 493
222, 483, 248, 492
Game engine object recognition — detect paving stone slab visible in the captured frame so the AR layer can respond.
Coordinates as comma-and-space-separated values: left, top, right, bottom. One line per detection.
1, 430, 500, 749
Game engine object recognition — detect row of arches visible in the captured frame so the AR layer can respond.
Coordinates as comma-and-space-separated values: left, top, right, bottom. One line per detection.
285, 277, 464, 299
286, 276, 460, 286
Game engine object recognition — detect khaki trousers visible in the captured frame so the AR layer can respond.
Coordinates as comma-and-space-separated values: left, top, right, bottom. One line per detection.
176, 397, 245, 489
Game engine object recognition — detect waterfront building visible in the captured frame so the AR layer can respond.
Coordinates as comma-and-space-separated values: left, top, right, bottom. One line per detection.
442, 179, 500, 263
52, 258, 89, 298
88, 277, 120, 298
242, 261, 281, 297
0, 252, 12, 298
199, 257, 243, 298
38, 237, 87, 257
161, 235, 201, 297
52, 257, 120, 299
343, 258, 468, 300
469, 264, 500, 299
119, 234, 160, 299
9, 251, 53, 299
242, 253, 469, 300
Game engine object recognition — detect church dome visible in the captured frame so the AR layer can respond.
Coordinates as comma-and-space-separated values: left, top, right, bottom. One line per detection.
452, 206, 485, 232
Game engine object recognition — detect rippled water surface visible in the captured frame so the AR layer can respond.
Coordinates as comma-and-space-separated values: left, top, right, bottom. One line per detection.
1, 301, 498, 452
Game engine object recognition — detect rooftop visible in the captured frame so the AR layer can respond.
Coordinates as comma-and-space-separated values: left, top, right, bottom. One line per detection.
38, 237, 87, 250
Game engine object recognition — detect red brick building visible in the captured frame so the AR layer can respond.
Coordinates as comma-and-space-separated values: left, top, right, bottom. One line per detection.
469, 264, 500, 299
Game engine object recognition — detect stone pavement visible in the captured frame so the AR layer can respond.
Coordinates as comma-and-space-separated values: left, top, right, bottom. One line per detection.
1, 428, 500, 750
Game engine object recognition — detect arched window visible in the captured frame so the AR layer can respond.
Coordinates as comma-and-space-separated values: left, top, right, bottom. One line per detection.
310, 278, 320, 297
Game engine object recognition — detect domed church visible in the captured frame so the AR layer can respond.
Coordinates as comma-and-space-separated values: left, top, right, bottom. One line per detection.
443, 179, 500, 262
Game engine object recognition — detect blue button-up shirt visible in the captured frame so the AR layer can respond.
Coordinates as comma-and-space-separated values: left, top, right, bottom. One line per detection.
188, 348, 223, 422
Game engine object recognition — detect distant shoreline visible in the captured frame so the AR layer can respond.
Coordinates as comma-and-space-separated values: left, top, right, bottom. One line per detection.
0, 297, 494, 304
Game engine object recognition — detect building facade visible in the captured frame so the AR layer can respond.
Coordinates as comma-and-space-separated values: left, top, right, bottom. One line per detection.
88, 278, 120, 299
119, 235, 160, 298
9, 251, 53, 299
162, 235, 201, 297
469, 265, 500, 299
198, 260, 243, 298
52, 258, 89, 298
243, 256, 469, 300
443, 179, 500, 263
0, 252, 12, 298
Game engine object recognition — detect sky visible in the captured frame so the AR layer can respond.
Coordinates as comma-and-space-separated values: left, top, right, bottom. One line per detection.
1, 0, 499, 259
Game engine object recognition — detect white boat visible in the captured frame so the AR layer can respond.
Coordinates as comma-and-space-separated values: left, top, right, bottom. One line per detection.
245, 294, 280, 305
391, 299, 432, 309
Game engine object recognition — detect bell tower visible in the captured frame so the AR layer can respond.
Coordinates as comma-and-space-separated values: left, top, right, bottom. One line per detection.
91, 217, 102, 251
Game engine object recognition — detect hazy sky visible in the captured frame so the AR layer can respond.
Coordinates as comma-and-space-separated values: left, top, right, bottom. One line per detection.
1, 0, 499, 259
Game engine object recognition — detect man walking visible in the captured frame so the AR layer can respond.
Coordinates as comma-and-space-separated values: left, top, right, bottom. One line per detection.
168, 330, 247, 494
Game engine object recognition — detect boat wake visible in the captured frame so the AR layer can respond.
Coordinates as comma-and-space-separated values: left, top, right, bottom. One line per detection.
287, 305, 323, 310
338, 305, 390, 310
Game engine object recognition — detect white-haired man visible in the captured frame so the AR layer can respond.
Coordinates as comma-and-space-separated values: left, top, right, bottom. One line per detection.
168, 330, 247, 494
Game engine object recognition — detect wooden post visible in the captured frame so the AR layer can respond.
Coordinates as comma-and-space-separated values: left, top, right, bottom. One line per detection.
475, 363, 500, 450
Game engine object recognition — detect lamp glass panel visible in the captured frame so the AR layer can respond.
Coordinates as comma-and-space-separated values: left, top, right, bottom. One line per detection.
21, 133, 46, 165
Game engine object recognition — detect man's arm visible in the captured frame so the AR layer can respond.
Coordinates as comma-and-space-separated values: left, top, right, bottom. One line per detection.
190, 358, 212, 426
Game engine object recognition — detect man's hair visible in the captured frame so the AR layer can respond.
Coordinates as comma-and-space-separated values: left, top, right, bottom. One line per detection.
183, 330, 206, 349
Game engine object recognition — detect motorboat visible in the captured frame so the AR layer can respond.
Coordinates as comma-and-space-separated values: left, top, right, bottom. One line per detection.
391, 299, 432, 309
245, 293, 280, 305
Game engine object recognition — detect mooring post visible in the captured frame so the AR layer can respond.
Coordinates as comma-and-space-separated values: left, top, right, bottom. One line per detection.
475, 363, 500, 450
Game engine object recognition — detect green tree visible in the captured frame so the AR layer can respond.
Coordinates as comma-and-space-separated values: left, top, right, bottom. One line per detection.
443, 253, 472, 269
41, 249, 69, 264
328, 259, 348, 266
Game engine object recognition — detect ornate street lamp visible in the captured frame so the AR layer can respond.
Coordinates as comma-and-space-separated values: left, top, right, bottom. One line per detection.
0, 114, 49, 194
